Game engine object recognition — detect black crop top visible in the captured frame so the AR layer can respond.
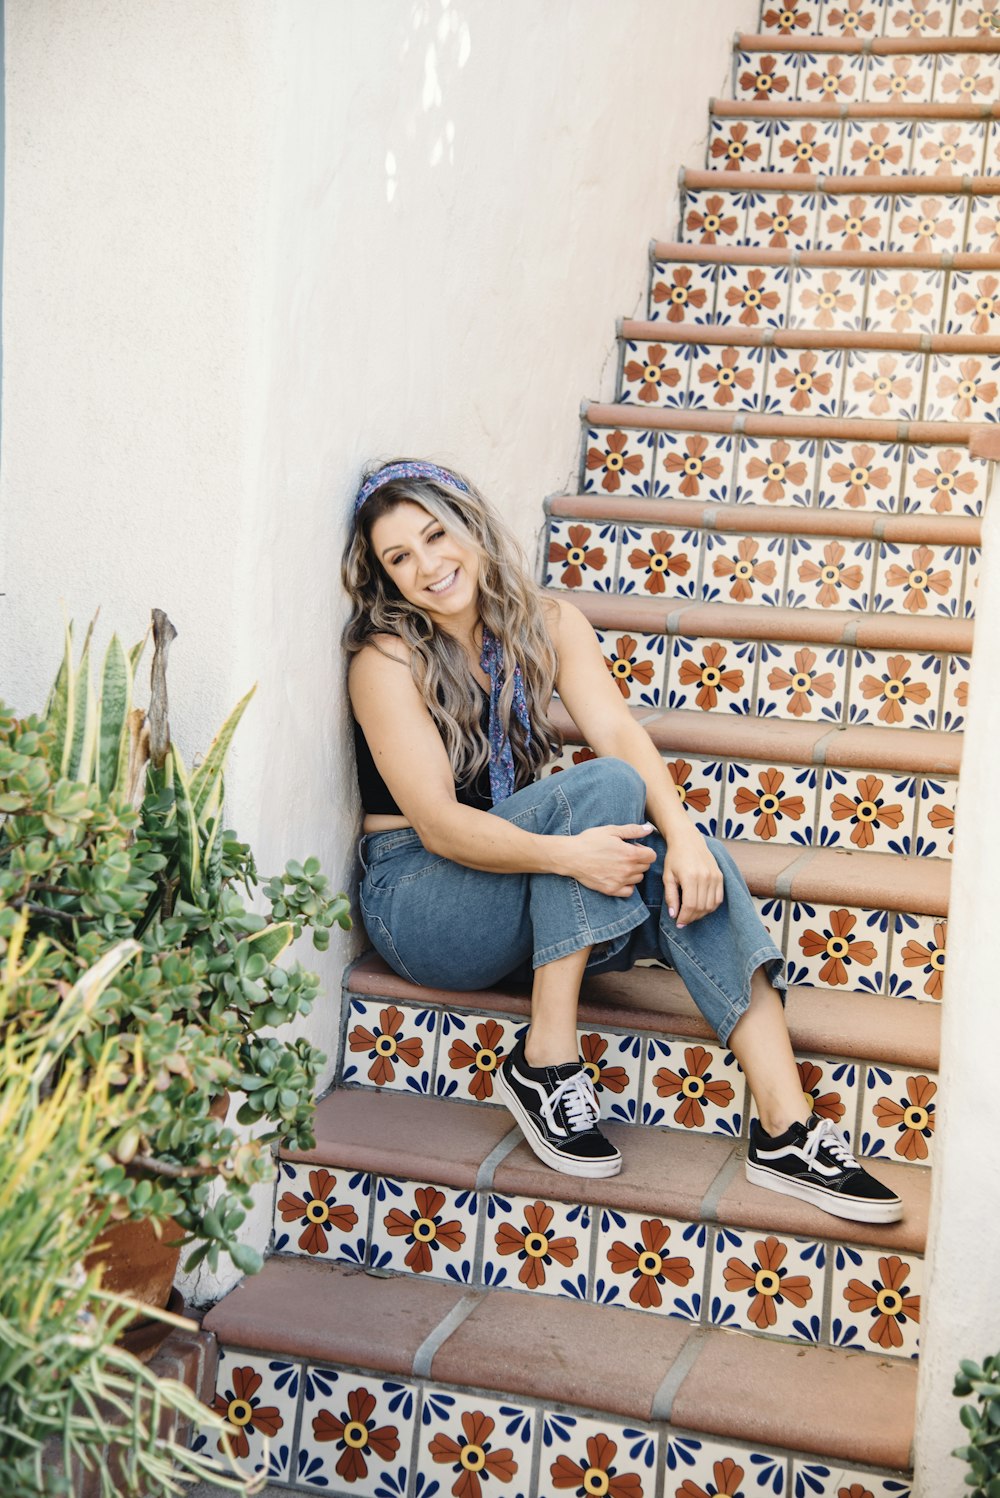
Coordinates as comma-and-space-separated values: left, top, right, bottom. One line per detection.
353, 687, 494, 815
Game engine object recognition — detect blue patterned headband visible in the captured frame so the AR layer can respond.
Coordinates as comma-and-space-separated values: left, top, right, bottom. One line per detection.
354, 461, 470, 515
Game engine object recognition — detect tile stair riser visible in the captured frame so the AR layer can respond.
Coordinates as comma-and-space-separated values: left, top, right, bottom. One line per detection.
616, 335, 1000, 424
544, 743, 957, 858
269, 1153, 925, 1361
582, 422, 993, 515
198, 1345, 917, 1498
757, 0, 998, 38
707, 113, 999, 176
588, 626, 968, 733
732, 48, 1000, 106
649, 256, 1000, 337
678, 185, 1000, 255
339, 995, 941, 1161
545, 514, 978, 620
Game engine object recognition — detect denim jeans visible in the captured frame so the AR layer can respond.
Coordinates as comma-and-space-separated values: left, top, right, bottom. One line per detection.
357, 757, 785, 1045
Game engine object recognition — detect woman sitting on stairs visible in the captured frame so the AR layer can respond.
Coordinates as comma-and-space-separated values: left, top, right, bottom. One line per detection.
343, 458, 900, 1225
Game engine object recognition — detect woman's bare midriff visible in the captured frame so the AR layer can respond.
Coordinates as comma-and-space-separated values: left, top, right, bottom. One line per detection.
363, 813, 414, 834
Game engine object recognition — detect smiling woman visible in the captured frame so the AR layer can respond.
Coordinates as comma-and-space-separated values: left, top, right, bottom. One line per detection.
340, 459, 902, 1221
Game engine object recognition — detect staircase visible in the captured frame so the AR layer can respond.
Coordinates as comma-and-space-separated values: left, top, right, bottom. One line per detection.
200, 5, 999, 1493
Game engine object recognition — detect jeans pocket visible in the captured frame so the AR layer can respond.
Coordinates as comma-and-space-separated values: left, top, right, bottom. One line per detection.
358, 888, 423, 986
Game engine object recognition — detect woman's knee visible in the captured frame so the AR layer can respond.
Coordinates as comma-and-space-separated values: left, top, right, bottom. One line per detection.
556, 756, 647, 825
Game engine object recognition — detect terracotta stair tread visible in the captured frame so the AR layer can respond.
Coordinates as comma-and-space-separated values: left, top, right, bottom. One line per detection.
548, 492, 982, 544
550, 699, 963, 774
649, 237, 1000, 268
284, 1087, 930, 1252
203, 1257, 917, 1471
584, 397, 996, 448
348, 951, 942, 1065
682, 165, 1000, 191
558, 584, 974, 650
737, 30, 1000, 53
711, 97, 1000, 119
620, 315, 1000, 352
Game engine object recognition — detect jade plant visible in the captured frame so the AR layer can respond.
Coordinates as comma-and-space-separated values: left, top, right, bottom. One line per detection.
0, 921, 259, 1496
0, 611, 350, 1274
954, 1354, 1000, 1496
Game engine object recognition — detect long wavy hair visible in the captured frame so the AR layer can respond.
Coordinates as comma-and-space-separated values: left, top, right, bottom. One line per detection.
342, 462, 562, 789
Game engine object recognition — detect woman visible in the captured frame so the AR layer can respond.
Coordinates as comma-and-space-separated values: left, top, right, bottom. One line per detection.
344, 459, 900, 1223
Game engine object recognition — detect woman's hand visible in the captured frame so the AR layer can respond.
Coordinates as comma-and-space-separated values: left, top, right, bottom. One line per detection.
558, 823, 657, 898
664, 823, 725, 928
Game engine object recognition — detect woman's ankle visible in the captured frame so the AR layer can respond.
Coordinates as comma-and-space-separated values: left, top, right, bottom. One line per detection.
522, 1031, 579, 1070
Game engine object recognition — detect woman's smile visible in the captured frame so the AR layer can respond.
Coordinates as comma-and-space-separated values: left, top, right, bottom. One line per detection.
371, 500, 481, 630
426, 567, 459, 595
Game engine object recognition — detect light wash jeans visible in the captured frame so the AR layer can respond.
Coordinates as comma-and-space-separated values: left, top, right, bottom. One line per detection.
357, 757, 785, 1045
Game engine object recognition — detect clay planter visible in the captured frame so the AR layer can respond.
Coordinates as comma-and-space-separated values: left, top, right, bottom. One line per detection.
84, 1092, 231, 1362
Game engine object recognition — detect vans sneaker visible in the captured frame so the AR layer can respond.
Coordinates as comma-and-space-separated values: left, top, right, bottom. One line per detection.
746, 1113, 902, 1224
495, 1038, 622, 1178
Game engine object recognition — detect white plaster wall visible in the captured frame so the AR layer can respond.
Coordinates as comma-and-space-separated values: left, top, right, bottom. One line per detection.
913, 473, 1000, 1494
0, 0, 755, 1297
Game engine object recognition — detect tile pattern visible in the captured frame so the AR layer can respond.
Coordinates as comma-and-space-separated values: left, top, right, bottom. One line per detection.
202, 1349, 917, 1498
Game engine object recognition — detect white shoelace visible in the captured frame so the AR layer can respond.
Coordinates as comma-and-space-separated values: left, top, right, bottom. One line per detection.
802, 1115, 860, 1170
541, 1071, 600, 1134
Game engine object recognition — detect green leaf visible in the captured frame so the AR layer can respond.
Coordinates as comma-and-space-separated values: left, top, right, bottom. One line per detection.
171, 744, 202, 903
129, 625, 150, 675
229, 1241, 263, 1275
190, 684, 256, 819
240, 922, 294, 964
98, 633, 132, 797
47, 622, 76, 776
66, 630, 94, 780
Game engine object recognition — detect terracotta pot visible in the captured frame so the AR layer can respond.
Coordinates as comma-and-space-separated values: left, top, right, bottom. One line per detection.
85, 1215, 185, 1363
83, 1092, 231, 1361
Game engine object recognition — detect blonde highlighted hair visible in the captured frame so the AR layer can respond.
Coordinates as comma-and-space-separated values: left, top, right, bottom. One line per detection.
342, 462, 562, 789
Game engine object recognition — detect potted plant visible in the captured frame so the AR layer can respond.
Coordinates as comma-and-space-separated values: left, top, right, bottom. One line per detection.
0, 919, 258, 1496
953, 1354, 1000, 1496
0, 610, 351, 1332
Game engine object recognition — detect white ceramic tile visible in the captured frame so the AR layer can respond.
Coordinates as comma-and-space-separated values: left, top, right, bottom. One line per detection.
710, 1228, 825, 1340
765, 344, 844, 416
297, 1371, 418, 1497
436, 1012, 521, 1104
818, 768, 917, 854
650, 260, 716, 323
966, 195, 1000, 252
620, 340, 689, 408
538, 1412, 659, 1498
595, 1209, 707, 1319
891, 193, 966, 253
789, 265, 865, 330
370, 1177, 477, 1281
914, 118, 986, 175
745, 190, 817, 249
724, 761, 817, 845
901, 443, 984, 516
208, 1349, 298, 1481
864, 50, 935, 100
953, 0, 1000, 30
859, 1063, 938, 1163
770, 117, 840, 173
830, 1244, 922, 1358
482, 1193, 592, 1297
914, 775, 957, 858
816, 191, 889, 250
579, 1029, 644, 1124
735, 49, 800, 101
843, 119, 913, 174
664, 1434, 789, 1496
715, 262, 790, 327
687, 340, 766, 411
792, 1458, 912, 1496
848, 648, 942, 728
884, 0, 946, 32
788, 535, 873, 610
873, 540, 961, 615
682, 188, 747, 246
417, 1390, 533, 1498
785, 899, 890, 993
708, 117, 772, 171
703, 531, 786, 606
666, 636, 756, 716
597, 629, 667, 708
926, 353, 1000, 423
273, 1163, 371, 1263
823, 0, 887, 36
866, 267, 942, 334
757, 642, 847, 723
641, 1038, 745, 1137
655, 430, 736, 500
935, 51, 998, 101
342, 1000, 436, 1094
662, 754, 725, 839
842, 348, 922, 420
942, 652, 970, 729
798, 50, 867, 101
545, 520, 617, 593
617, 524, 699, 598
583, 426, 656, 496
945, 269, 1000, 334
892, 912, 948, 1000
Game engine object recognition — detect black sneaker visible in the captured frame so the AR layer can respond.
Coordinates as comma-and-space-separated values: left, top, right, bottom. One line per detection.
495, 1038, 622, 1178
746, 1113, 902, 1223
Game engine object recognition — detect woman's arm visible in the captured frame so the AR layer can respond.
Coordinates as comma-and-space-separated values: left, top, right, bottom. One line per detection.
549, 599, 724, 928
349, 639, 655, 898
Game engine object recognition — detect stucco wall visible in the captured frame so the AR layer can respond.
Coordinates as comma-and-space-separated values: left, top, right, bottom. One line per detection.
0, 0, 755, 1297
912, 469, 1000, 1494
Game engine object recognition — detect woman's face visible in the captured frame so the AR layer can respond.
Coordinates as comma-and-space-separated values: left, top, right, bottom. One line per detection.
369, 500, 481, 630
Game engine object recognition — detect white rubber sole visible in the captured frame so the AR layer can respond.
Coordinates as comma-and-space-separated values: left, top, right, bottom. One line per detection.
745, 1160, 903, 1224
494, 1066, 622, 1179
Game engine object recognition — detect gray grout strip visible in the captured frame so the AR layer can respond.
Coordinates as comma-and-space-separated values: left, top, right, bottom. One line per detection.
774, 847, 818, 899
651, 1327, 708, 1423
699, 1146, 746, 1221
411, 1288, 484, 1379
475, 1127, 523, 1191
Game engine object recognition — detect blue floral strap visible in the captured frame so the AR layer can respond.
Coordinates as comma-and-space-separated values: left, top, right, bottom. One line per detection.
480, 627, 531, 804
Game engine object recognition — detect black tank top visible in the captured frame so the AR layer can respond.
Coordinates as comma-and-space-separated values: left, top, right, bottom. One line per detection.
353, 687, 494, 816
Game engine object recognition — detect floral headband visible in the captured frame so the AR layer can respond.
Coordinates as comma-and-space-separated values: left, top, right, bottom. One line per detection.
354, 461, 470, 515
